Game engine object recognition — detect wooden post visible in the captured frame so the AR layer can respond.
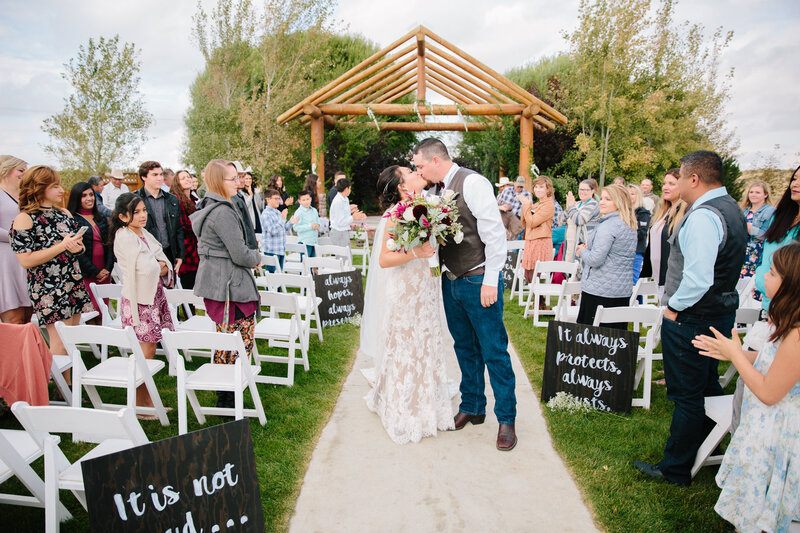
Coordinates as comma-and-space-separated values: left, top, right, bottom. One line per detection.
519, 113, 534, 189
416, 31, 426, 122
310, 115, 326, 217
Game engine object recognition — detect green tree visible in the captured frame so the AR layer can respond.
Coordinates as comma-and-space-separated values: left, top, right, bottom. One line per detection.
41, 35, 152, 173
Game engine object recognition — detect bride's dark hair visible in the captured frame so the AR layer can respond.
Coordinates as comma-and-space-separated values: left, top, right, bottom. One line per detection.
376, 165, 405, 209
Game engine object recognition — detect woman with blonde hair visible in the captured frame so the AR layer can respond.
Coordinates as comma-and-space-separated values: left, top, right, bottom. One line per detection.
628, 184, 652, 284
648, 168, 688, 291
190, 159, 261, 408
740, 179, 775, 282
575, 184, 638, 329
520, 176, 555, 282
0, 155, 33, 323
10, 166, 93, 355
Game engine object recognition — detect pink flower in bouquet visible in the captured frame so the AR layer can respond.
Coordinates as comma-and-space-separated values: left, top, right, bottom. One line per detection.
420, 215, 430, 228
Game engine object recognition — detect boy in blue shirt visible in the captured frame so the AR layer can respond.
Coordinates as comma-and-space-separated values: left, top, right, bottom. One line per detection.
292, 190, 320, 257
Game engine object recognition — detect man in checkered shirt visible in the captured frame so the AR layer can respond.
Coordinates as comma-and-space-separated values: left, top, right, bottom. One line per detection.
259, 188, 294, 271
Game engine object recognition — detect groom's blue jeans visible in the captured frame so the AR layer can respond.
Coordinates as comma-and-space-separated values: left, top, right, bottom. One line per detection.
442, 273, 516, 425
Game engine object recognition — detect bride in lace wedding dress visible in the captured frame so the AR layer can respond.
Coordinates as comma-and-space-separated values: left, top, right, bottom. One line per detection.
361, 165, 455, 444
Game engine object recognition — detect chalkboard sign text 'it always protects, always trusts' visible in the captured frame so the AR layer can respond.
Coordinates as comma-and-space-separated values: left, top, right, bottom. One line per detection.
541, 321, 639, 414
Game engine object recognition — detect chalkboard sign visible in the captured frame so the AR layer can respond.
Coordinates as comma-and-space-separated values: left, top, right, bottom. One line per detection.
502, 250, 519, 288
541, 321, 639, 414
81, 419, 263, 532
313, 268, 364, 327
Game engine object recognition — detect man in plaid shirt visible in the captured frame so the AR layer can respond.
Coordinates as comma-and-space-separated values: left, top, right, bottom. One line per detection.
497, 176, 532, 217
259, 188, 293, 272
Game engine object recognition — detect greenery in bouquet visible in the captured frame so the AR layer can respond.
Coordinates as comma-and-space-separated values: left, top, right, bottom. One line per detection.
383, 191, 463, 275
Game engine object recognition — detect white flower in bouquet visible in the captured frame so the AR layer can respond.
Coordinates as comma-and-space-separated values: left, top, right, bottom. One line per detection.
386, 238, 398, 251
442, 189, 455, 201
428, 195, 441, 206
453, 230, 464, 244
402, 208, 415, 222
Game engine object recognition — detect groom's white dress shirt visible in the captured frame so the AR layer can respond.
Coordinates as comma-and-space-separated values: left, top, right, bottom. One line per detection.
441, 163, 507, 288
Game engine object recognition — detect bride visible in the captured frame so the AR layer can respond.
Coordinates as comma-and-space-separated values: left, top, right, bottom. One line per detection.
361, 165, 455, 444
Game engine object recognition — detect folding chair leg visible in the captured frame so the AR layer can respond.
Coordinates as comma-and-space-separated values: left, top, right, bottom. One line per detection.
248, 379, 267, 426
186, 390, 205, 425
50, 367, 72, 407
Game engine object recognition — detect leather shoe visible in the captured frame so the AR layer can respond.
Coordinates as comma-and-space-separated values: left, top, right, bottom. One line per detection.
496, 423, 517, 451
633, 461, 689, 487
453, 412, 486, 430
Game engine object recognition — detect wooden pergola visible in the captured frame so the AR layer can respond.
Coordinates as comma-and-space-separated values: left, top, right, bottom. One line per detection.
278, 25, 567, 212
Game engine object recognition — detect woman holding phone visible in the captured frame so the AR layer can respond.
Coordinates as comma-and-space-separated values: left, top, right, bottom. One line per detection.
10, 166, 93, 356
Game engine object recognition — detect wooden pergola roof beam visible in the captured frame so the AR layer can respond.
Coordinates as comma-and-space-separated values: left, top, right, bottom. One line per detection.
330, 55, 417, 105
426, 60, 503, 105
317, 103, 525, 116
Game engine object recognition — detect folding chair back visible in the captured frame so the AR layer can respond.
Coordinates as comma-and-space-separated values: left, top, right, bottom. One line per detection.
630, 278, 660, 307
161, 330, 266, 434
593, 305, 664, 409
315, 244, 353, 267
254, 290, 306, 386
524, 261, 578, 326
258, 272, 323, 342
88, 283, 123, 329
553, 281, 582, 322
303, 255, 345, 275
258, 254, 282, 275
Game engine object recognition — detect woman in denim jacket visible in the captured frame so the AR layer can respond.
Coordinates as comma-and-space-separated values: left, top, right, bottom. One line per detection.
740, 180, 775, 283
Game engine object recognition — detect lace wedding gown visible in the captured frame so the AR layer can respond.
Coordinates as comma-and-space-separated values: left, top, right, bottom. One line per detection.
362, 218, 455, 444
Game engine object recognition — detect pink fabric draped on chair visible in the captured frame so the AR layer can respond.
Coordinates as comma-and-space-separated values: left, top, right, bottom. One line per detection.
0, 322, 53, 406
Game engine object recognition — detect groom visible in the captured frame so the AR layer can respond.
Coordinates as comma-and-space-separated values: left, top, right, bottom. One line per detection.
412, 138, 518, 451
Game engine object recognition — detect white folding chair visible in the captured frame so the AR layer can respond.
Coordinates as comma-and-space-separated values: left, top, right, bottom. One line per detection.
630, 278, 660, 308
161, 330, 267, 435
717, 306, 763, 387
285, 235, 299, 245
88, 282, 124, 360
0, 429, 70, 521
257, 272, 323, 342
523, 261, 578, 326
163, 289, 216, 371
349, 227, 370, 274
303, 255, 345, 276
253, 291, 306, 386
257, 253, 282, 275
283, 242, 308, 274
109, 263, 123, 284
315, 244, 353, 268
691, 395, 733, 477
505, 241, 527, 304
593, 305, 664, 409
55, 323, 170, 426
11, 402, 148, 532
553, 281, 582, 323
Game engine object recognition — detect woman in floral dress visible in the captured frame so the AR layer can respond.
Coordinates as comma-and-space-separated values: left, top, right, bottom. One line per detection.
10, 165, 93, 356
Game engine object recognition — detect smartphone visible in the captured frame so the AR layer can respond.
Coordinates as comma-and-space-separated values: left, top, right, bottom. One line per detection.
74, 226, 88, 237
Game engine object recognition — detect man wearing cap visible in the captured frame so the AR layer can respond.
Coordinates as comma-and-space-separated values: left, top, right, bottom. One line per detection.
102, 169, 129, 211
87, 175, 112, 217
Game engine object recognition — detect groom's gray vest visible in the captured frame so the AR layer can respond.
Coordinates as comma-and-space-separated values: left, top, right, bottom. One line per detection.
440, 167, 485, 277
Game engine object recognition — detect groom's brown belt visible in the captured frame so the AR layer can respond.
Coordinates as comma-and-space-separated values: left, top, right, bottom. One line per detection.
445, 267, 485, 280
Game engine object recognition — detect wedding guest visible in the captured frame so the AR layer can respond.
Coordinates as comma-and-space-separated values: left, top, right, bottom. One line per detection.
303, 174, 320, 211
327, 171, 347, 211
110, 192, 173, 417
67, 182, 114, 317
102, 169, 129, 211
190, 174, 200, 202
613, 176, 626, 186
134, 161, 185, 275
634, 150, 747, 487
0, 155, 33, 324
260, 188, 293, 271
169, 170, 200, 289
692, 242, 800, 533
293, 190, 320, 257
10, 166, 93, 356
238, 171, 263, 235
640, 178, 658, 212
575, 184, 637, 328
628, 184, 652, 285
497, 176, 531, 240
161, 168, 175, 192
647, 168, 687, 291
267, 174, 294, 214
329, 178, 366, 248
739, 179, 775, 282
520, 176, 555, 282
227, 167, 258, 251
191, 159, 261, 409
560, 179, 600, 263
755, 165, 800, 312
87, 175, 112, 218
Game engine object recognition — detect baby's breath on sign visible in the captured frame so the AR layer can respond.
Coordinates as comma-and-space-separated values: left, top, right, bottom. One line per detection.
546, 391, 591, 414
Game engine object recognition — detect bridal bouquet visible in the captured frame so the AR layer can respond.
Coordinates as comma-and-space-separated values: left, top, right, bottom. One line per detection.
383, 190, 463, 276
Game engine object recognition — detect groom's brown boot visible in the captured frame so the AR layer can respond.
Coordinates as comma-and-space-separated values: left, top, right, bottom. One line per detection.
453, 412, 486, 430
497, 423, 517, 451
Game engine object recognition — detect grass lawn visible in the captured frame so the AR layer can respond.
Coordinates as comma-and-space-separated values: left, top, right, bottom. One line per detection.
1, 282, 736, 533
503, 291, 733, 533
0, 322, 361, 533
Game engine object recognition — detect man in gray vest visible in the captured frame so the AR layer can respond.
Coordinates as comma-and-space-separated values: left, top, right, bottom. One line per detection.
634, 150, 746, 486
412, 138, 518, 451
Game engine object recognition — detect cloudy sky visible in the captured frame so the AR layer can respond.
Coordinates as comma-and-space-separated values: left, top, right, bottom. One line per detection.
1, 0, 797, 172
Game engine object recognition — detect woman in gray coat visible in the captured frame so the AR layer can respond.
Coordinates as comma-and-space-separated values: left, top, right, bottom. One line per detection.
191, 159, 261, 408
575, 184, 638, 329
